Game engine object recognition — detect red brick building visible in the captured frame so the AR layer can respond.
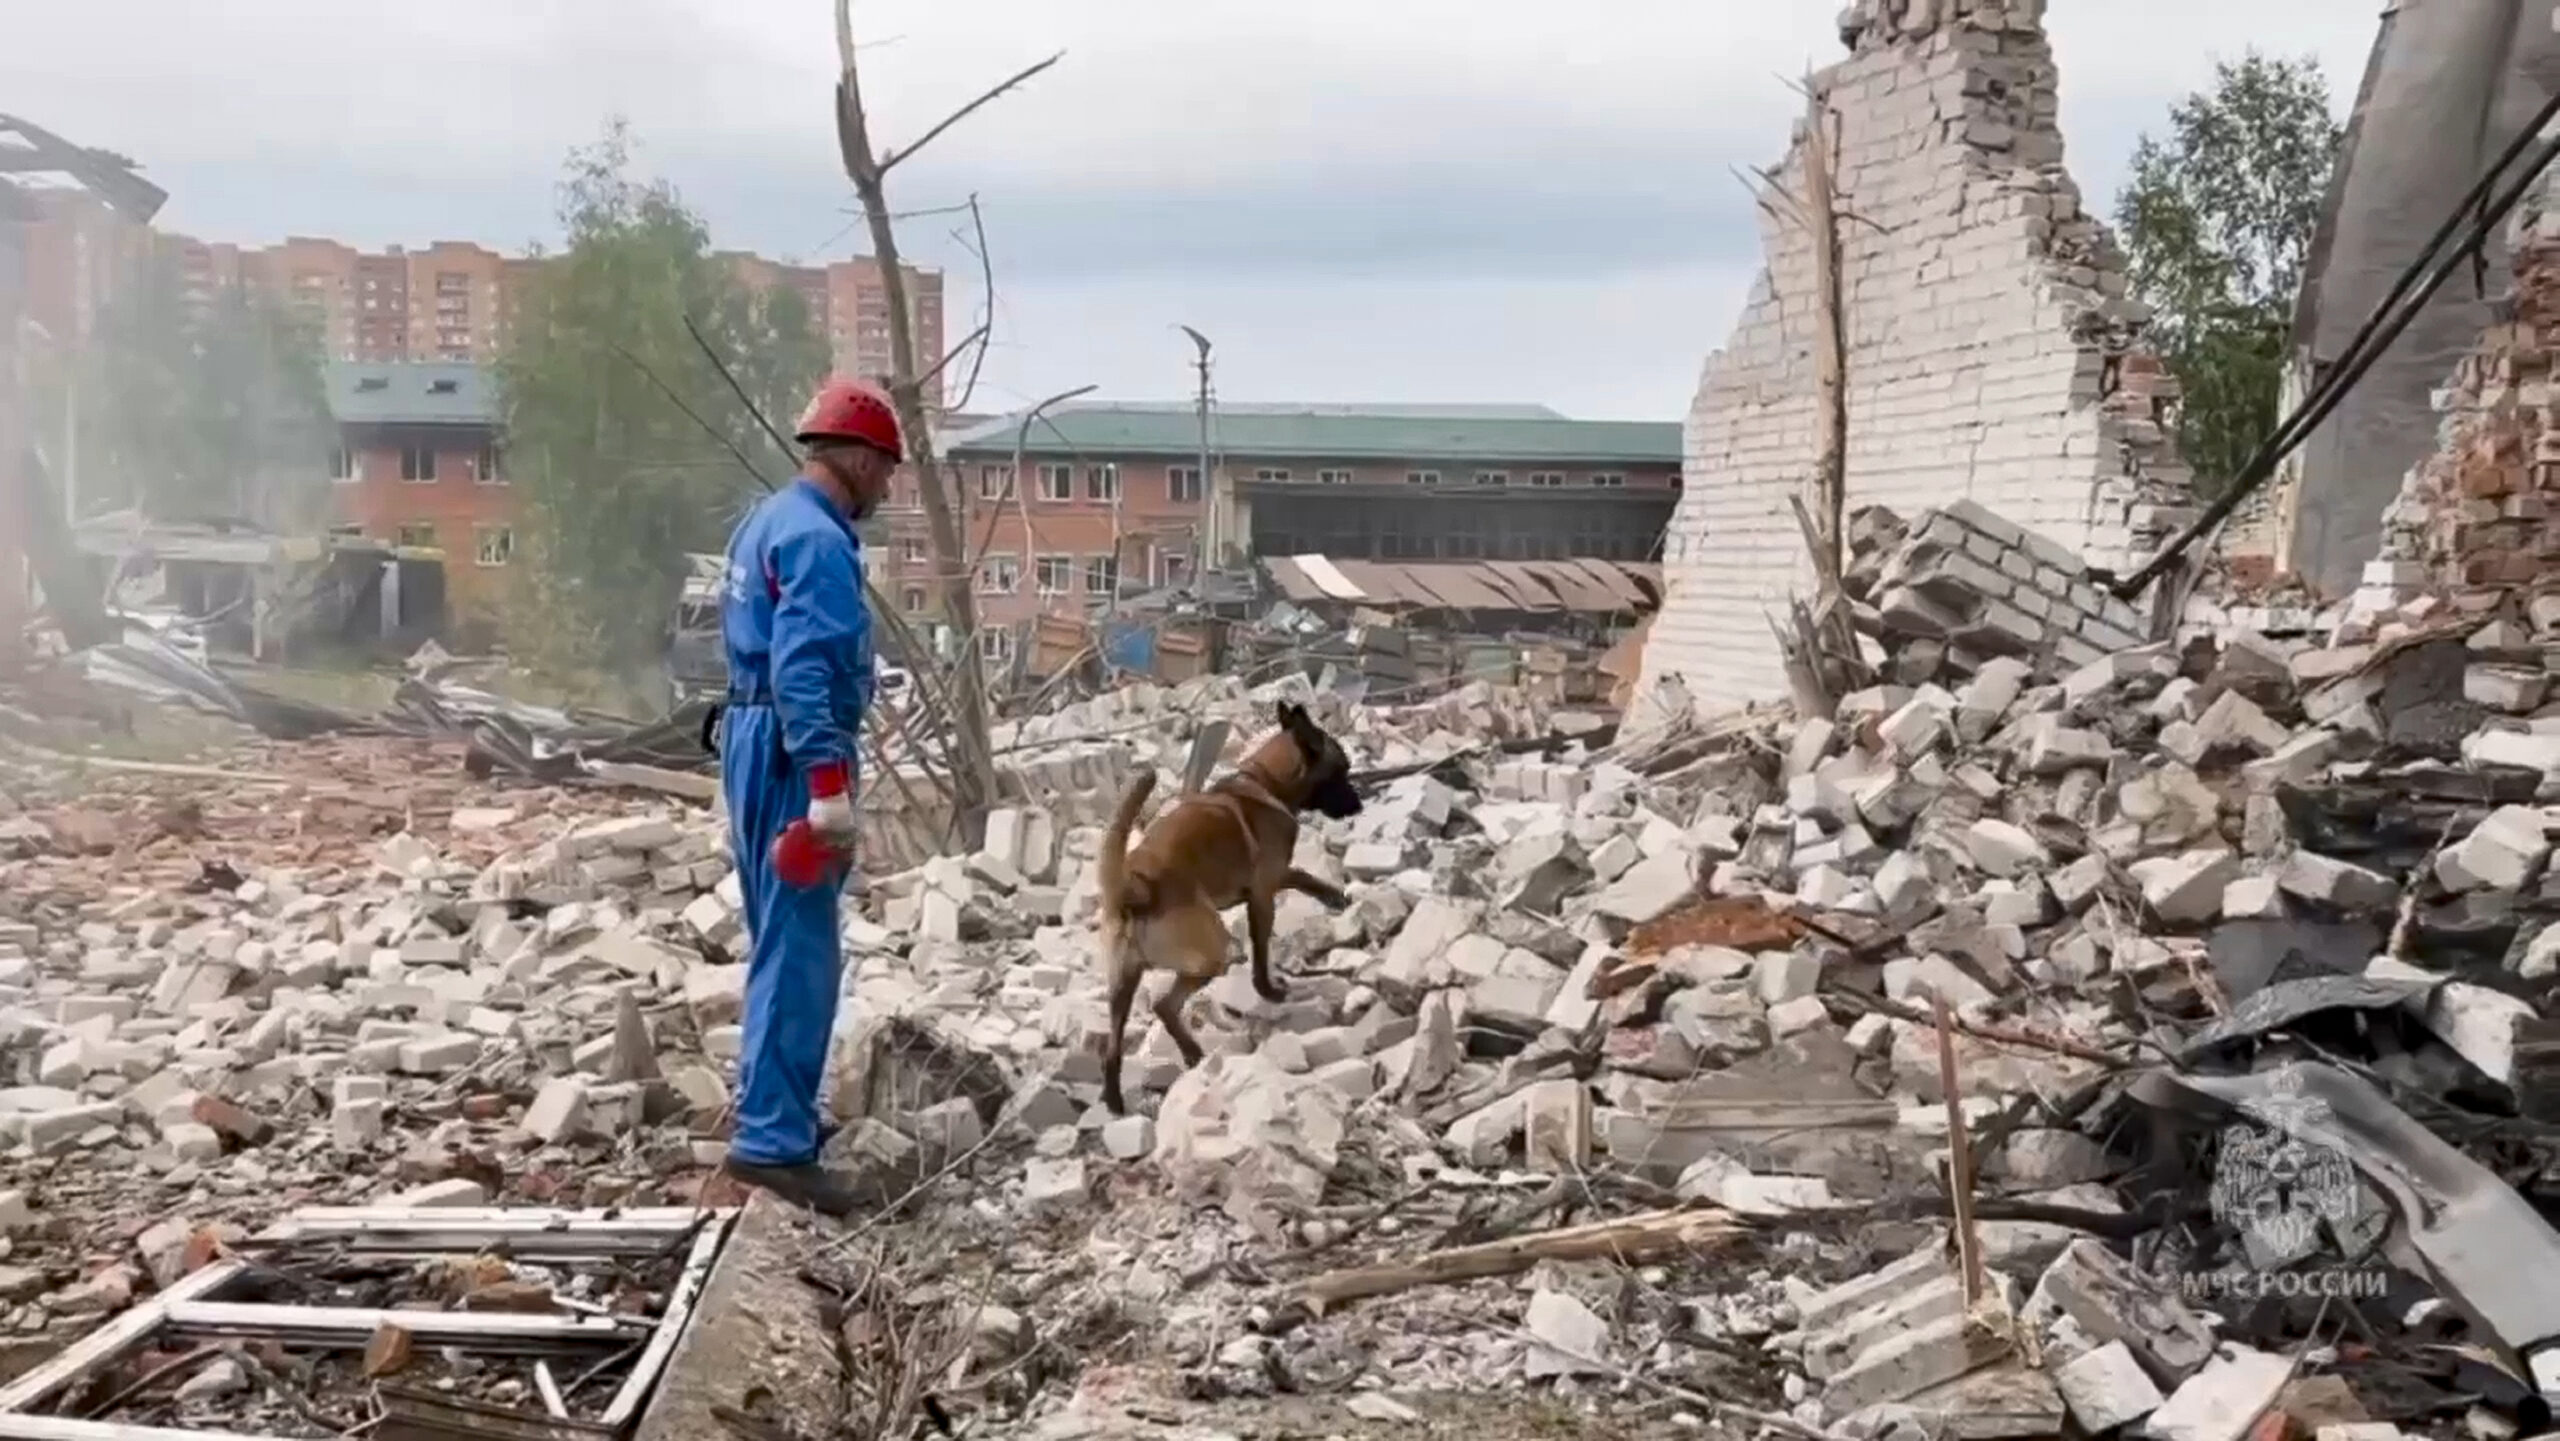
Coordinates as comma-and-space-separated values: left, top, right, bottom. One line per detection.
891, 403, 1682, 667
322, 361, 514, 625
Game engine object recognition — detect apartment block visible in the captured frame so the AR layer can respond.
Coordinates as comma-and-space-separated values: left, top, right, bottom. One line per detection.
18, 201, 943, 387
904, 403, 1681, 665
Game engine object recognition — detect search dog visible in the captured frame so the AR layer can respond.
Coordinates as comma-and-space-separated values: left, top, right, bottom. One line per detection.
1093, 701, 1364, 1115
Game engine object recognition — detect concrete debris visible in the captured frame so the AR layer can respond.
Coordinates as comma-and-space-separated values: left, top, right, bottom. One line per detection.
10, 505, 2560, 1438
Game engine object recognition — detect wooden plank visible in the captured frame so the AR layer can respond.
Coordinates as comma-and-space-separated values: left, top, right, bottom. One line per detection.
599, 1214, 733, 1429
1293, 1207, 1749, 1318
165, 1302, 646, 1346
1803, 87, 1848, 578
0, 1261, 245, 1414
1639, 1098, 1901, 1130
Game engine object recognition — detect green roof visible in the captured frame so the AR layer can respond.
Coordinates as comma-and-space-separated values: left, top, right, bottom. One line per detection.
944, 402, 1679, 465
324, 361, 497, 427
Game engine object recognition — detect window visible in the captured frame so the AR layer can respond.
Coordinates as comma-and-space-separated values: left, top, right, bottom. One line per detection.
1086, 463, 1120, 502
900, 586, 927, 614
1528, 471, 1567, 488
1317, 469, 1354, 485
977, 556, 1020, 594
1166, 466, 1204, 504
1035, 554, 1073, 595
979, 628, 1015, 666
1254, 467, 1292, 484
1084, 555, 1119, 596
978, 465, 1009, 501
329, 447, 355, 483
1591, 472, 1627, 488
1406, 470, 1441, 487
1472, 470, 1510, 487
900, 537, 928, 566
400, 444, 436, 483
472, 445, 504, 486
1037, 463, 1073, 502
474, 525, 514, 567
1160, 551, 1193, 587
395, 522, 437, 550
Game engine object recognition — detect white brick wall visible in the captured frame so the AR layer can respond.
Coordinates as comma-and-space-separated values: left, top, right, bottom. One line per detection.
1636, 0, 2194, 718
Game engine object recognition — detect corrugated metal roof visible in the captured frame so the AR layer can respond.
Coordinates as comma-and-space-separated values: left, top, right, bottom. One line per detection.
1262, 555, 1660, 615
324, 361, 497, 427
945, 402, 1678, 465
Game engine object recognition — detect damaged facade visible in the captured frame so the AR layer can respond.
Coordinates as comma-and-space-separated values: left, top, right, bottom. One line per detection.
1637, 0, 2194, 713
2263, 0, 2560, 596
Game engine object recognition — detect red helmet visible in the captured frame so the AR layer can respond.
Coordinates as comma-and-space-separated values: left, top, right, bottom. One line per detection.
795, 377, 903, 457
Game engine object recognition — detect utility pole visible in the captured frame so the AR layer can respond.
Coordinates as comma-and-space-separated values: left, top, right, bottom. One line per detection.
1181, 325, 1213, 575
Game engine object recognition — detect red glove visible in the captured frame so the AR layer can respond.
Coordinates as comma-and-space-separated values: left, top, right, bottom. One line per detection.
773, 762, 855, 891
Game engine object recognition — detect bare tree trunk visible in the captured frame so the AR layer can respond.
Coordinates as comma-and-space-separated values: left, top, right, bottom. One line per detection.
830, 3, 1058, 844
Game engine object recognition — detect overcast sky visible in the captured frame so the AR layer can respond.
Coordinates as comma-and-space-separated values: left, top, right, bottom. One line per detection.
6, 1, 2381, 421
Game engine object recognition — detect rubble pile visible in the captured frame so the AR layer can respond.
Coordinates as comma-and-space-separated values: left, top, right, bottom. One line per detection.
1843, 500, 2156, 690
8, 601, 2560, 1435
819, 611, 2560, 1437
0, 674, 1579, 1329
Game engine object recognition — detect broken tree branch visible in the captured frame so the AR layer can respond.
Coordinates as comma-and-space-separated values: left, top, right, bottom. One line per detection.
948, 193, 996, 413
1284, 1206, 1750, 1321
681, 313, 798, 468
878, 53, 1065, 173
916, 322, 991, 396
610, 343, 776, 492
834, 0, 1040, 843
1823, 984, 2132, 1069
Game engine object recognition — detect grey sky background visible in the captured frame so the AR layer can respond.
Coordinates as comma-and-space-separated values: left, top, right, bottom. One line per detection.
5, 1, 2382, 421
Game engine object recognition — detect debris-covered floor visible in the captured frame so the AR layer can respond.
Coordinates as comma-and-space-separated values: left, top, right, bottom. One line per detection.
2, 575, 2559, 1441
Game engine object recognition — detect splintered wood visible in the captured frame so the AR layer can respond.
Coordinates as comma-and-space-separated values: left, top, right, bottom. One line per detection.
1625, 894, 1807, 957
1291, 1207, 1751, 1319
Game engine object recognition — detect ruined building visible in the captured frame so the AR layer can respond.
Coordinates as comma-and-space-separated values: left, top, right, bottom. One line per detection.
1637, 0, 2195, 712
2269, 0, 2560, 597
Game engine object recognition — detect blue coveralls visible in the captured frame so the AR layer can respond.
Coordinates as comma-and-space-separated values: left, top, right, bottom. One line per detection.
718, 477, 874, 1168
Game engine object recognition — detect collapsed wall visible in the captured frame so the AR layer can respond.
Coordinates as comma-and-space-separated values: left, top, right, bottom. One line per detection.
1636, 0, 2194, 715
2354, 173, 2560, 624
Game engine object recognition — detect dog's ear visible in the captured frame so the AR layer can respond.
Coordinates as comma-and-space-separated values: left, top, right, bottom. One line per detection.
1276, 700, 1314, 739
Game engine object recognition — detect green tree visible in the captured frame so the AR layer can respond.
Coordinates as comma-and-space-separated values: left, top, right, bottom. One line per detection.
52, 247, 331, 527
498, 120, 828, 672
2115, 53, 2343, 497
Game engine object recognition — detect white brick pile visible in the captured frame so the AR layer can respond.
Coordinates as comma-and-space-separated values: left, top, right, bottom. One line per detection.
1636, 0, 2196, 716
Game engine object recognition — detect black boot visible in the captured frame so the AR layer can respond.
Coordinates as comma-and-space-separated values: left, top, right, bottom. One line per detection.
723, 1157, 866, 1217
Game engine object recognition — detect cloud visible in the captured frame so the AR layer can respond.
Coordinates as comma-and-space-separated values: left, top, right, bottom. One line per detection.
2, 0, 2385, 414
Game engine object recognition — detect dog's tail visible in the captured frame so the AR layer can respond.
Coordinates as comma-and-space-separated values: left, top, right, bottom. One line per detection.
1094, 769, 1159, 922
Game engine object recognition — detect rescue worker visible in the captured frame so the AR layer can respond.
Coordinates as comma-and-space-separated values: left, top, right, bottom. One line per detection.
716, 376, 901, 1214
